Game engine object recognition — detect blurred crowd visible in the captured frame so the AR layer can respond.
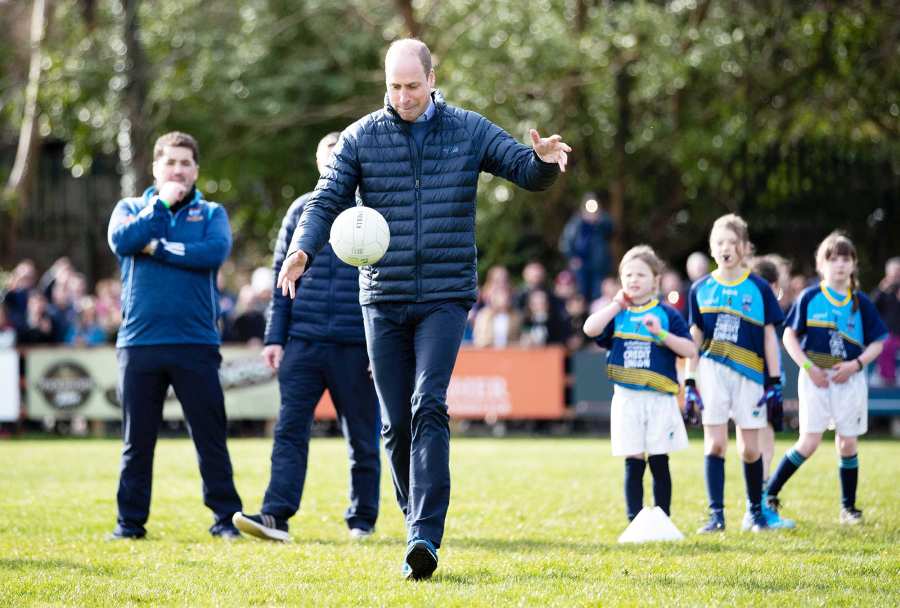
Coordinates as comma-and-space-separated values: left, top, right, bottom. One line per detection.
3, 220, 899, 388
465, 255, 739, 351
0, 257, 275, 349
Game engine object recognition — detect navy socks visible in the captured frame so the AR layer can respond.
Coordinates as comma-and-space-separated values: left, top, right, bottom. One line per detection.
743, 457, 764, 510
839, 454, 859, 509
704, 455, 725, 512
767, 448, 807, 497
648, 454, 672, 516
624, 458, 646, 521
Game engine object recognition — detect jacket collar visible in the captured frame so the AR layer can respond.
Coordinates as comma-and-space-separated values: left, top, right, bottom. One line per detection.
384, 89, 446, 123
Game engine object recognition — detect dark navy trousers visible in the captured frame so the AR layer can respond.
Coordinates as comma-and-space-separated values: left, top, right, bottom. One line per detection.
361, 299, 471, 549
116, 345, 242, 535
262, 338, 381, 530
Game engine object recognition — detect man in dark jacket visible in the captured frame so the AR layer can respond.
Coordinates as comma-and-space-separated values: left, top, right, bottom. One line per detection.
107, 131, 243, 539
233, 133, 381, 541
277, 39, 570, 579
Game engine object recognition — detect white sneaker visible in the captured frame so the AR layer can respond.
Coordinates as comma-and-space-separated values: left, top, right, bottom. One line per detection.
349, 527, 374, 540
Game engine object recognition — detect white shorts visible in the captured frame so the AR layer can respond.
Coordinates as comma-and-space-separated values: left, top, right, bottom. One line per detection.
697, 357, 766, 429
610, 385, 689, 457
798, 369, 868, 436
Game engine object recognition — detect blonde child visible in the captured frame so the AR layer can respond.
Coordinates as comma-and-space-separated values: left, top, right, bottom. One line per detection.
584, 246, 697, 522
685, 214, 785, 533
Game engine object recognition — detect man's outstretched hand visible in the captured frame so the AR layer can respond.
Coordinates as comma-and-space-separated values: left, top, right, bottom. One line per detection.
530, 129, 572, 172
276, 250, 309, 299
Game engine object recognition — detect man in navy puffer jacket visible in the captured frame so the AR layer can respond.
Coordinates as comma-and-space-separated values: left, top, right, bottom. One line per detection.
233, 133, 381, 542
107, 131, 243, 539
278, 39, 571, 579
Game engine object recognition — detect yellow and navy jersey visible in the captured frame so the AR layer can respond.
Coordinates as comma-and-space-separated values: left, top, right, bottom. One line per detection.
689, 271, 784, 384
595, 300, 691, 395
785, 283, 887, 369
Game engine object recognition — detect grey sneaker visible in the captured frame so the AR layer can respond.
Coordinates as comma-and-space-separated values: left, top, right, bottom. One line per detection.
839, 507, 863, 525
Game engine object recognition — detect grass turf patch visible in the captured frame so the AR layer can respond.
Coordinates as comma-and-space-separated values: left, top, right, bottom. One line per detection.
1, 436, 898, 606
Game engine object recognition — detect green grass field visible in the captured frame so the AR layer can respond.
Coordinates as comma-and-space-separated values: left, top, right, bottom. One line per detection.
2, 436, 898, 606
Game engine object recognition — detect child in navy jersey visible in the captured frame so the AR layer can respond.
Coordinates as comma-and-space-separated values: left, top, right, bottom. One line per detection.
767, 232, 887, 526
584, 245, 697, 522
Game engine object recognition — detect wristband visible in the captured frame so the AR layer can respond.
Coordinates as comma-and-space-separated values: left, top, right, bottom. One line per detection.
654, 329, 669, 343
802, 360, 813, 371
856, 358, 864, 372
765, 375, 780, 388
684, 378, 696, 388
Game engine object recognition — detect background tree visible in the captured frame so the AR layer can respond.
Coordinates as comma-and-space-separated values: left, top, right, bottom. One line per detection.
1, 0, 896, 286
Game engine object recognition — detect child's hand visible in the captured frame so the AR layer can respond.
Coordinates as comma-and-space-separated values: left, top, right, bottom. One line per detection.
613, 289, 631, 309
831, 361, 857, 384
683, 379, 703, 426
806, 364, 829, 388
642, 315, 661, 335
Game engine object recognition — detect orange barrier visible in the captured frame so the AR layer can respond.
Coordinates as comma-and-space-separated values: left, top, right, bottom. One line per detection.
314, 346, 568, 421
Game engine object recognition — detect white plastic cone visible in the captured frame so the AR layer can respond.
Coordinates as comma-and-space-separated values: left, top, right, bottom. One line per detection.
617, 506, 685, 543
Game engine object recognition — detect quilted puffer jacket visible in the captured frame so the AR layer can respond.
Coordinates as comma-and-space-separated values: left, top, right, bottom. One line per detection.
289, 91, 560, 304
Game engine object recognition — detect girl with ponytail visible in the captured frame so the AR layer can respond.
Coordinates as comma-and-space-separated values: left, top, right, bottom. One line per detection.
768, 231, 888, 526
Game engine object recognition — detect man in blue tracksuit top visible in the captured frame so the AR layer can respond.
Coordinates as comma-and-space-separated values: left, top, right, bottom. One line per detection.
277, 39, 571, 579
232, 133, 381, 542
107, 131, 243, 539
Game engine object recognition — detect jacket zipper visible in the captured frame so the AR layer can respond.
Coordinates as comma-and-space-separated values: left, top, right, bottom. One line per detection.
406, 134, 422, 302
329, 247, 337, 335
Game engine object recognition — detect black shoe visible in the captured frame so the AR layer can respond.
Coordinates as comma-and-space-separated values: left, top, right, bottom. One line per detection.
697, 509, 726, 534
403, 539, 438, 580
232, 512, 289, 541
210, 521, 242, 539
107, 525, 146, 541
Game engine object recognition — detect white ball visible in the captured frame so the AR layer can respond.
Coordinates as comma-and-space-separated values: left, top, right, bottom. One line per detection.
329, 206, 390, 267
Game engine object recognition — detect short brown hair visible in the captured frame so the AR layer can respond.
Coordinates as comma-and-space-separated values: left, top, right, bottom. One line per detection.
751, 257, 779, 285
153, 131, 199, 163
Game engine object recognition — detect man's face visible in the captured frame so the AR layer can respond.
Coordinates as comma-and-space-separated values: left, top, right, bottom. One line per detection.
386, 53, 435, 122
887, 261, 900, 284
316, 142, 337, 175
152, 145, 198, 190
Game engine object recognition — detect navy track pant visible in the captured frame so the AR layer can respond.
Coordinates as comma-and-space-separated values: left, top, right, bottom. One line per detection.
262, 338, 381, 530
115, 345, 242, 535
362, 299, 470, 549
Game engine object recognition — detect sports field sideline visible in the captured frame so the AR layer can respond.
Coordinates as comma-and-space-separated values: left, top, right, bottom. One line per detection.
2, 436, 898, 606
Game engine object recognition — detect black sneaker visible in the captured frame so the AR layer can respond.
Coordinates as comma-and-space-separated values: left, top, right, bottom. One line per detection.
232, 512, 289, 541
403, 539, 438, 580
697, 509, 726, 534
210, 522, 242, 539
106, 525, 146, 541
